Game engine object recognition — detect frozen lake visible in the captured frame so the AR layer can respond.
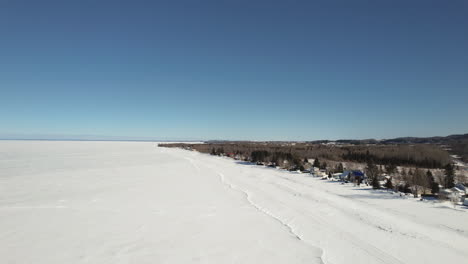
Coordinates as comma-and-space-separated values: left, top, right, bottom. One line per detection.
1, 141, 468, 264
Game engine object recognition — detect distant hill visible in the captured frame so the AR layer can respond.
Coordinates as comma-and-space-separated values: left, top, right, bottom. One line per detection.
312, 133, 468, 164
380, 133, 468, 145
381, 134, 468, 163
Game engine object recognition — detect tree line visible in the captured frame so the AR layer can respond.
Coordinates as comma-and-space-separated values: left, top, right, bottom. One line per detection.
365, 160, 456, 197
160, 142, 451, 169
342, 150, 444, 169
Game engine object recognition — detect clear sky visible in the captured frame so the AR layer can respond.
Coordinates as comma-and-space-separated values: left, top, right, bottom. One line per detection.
1, 0, 467, 141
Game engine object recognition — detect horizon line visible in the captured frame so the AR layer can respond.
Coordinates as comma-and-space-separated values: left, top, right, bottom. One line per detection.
1, 131, 467, 143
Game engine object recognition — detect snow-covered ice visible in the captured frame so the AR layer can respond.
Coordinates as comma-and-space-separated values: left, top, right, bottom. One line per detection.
1, 141, 468, 264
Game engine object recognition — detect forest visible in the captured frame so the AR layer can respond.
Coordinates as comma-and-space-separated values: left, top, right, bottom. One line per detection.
160, 142, 452, 169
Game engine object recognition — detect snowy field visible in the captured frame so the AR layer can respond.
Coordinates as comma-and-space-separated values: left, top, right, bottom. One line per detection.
1, 141, 468, 264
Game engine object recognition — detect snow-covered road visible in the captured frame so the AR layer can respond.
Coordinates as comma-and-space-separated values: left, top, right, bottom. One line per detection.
1, 141, 467, 264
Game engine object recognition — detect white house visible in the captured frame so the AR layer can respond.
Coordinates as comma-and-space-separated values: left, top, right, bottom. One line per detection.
440, 187, 466, 203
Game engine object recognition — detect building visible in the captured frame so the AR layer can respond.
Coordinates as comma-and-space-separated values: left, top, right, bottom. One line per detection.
339, 170, 366, 182
439, 186, 466, 202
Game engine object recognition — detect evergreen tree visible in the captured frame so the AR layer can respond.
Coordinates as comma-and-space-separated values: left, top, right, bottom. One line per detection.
337, 163, 344, 173
444, 163, 455, 188
216, 147, 224, 156
372, 177, 381, 189
426, 169, 433, 178
385, 164, 397, 174
431, 181, 440, 194
313, 158, 320, 168
210, 148, 216, 155
292, 154, 302, 168
366, 160, 380, 189
303, 157, 309, 163
384, 177, 393, 190
320, 161, 328, 170
251, 150, 270, 163
426, 170, 439, 194
404, 183, 411, 193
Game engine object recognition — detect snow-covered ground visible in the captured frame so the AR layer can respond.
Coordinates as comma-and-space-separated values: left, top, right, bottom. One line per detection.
1, 141, 468, 264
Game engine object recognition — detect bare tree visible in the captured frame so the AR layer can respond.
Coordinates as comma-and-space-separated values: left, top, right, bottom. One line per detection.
411, 168, 425, 198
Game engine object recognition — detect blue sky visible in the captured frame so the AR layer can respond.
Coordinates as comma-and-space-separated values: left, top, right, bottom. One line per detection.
1, 0, 467, 140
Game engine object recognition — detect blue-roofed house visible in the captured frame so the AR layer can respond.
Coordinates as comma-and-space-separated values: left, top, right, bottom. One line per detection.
339, 170, 366, 182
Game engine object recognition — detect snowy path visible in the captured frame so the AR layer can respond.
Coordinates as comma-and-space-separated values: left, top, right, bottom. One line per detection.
1, 141, 468, 264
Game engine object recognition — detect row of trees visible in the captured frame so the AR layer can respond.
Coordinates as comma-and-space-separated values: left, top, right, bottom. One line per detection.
365, 160, 456, 197
250, 150, 304, 170
343, 150, 444, 169
197, 145, 459, 197
250, 152, 345, 173
162, 142, 451, 170
210, 147, 225, 156
312, 158, 345, 173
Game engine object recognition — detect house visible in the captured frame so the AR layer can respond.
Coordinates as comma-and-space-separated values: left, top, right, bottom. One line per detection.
310, 169, 327, 178
439, 187, 466, 202
339, 170, 366, 182
332, 173, 342, 180
234, 154, 246, 160
455, 183, 466, 194
454, 184, 467, 203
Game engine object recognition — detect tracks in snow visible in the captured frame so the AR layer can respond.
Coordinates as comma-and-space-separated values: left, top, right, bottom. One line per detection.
183, 153, 468, 264
217, 172, 302, 241
184, 155, 325, 263
195, 156, 405, 264
216, 171, 326, 264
